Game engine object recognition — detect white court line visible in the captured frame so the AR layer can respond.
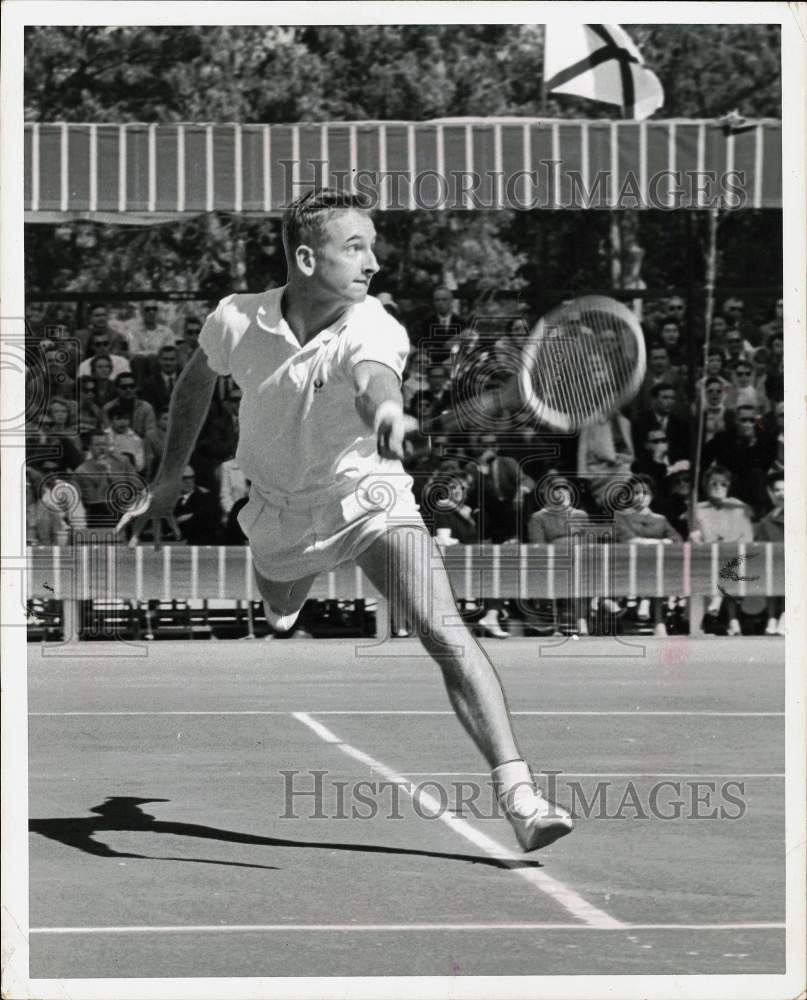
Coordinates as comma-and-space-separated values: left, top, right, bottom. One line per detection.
401, 773, 785, 779
27, 710, 784, 718
292, 712, 623, 929
30, 922, 785, 935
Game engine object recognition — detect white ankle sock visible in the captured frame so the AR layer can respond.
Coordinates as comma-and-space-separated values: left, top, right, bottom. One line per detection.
492, 759, 536, 812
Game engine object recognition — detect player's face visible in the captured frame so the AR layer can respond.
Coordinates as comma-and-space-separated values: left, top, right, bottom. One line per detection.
311, 210, 379, 305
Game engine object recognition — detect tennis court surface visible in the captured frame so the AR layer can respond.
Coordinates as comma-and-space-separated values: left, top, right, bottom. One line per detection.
28, 635, 785, 979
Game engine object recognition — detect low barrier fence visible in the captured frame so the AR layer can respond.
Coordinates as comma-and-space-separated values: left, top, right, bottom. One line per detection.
24, 542, 784, 640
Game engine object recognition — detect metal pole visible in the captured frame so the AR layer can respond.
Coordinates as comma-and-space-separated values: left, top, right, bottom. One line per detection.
691, 206, 720, 513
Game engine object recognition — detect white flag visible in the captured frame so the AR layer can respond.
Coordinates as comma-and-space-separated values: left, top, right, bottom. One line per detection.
544, 24, 664, 120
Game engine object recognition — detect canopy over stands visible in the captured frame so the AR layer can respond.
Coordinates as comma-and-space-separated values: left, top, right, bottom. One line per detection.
25, 117, 781, 224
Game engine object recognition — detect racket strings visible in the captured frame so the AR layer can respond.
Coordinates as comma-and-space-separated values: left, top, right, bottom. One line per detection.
529, 302, 640, 426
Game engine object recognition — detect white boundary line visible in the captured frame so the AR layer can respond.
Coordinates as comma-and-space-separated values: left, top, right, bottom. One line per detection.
30, 922, 785, 935
27, 710, 785, 718
401, 772, 784, 779
292, 711, 623, 929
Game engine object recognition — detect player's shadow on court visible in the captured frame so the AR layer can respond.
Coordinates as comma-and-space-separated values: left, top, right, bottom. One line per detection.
29, 797, 542, 871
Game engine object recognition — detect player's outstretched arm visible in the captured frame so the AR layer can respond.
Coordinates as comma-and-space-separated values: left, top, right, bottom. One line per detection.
118, 349, 219, 543
353, 360, 419, 460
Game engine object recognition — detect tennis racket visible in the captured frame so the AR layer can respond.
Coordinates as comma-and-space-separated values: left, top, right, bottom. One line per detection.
439, 295, 646, 433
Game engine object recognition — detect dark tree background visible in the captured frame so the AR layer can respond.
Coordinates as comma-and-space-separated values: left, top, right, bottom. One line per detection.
24, 23, 783, 318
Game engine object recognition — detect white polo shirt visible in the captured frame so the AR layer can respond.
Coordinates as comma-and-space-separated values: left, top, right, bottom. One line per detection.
199, 288, 410, 505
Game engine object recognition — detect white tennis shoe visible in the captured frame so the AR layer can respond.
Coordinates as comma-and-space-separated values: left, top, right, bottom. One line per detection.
501, 785, 574, 852
264, 604, 302, 633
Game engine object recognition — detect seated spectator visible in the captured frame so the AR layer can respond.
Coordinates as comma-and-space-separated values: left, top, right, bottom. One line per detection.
401, 347, 429, 411
74, 430, 138, 529
76, 376, 106, 435
421, 363, 453, 416
191, 383, 241, 492
656, 459, 691, 540
632, 382, 688, 463
174, 466, 221, 544
219, 456, 249, 526
694, 350, 732, 404
78, 329, 131, 379
26, 474, 87, 545
48, 397, 82, 452
103, 373, 157, 439
27, 410, 84, 475
709, 313, 730, 349
407, 391, 438, 432
613, 474, 682, 544
106, 404, 146, 473
426, 461, 478, 545
724, 359, 769, 414
43, 338, 78, 401
143, 408, 169, 481
577, 410, 635, 511
89, 354, 120, 408
527, 472, 590, 635
761, 400, 785, 454
76, 304, 129, 357
690, 464, 754, 637
754, 470, 785, 635
657, 321, 687, 372
632, 425, 671, 483
721, 328, 753, 366
695, 377, 731, 443
121, 301, 176, 356
722, 296, 760, 348
702, 405, 777, 519
469, 433, 528, 543
467, 435, 529, 638
175, 314, 203, 370
139, 345, 180, 413
613, 474, 682, 636
418, 284, 464, 357
763, 335, 784, 403
527, 472, 589, 544
632, 345, 687, 421
759, 298, 783, 344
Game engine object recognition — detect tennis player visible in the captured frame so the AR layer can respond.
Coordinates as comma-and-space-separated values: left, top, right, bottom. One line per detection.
124, 188, 572, 852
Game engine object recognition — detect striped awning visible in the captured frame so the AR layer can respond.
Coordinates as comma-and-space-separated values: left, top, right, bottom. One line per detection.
24, 118, 782, 219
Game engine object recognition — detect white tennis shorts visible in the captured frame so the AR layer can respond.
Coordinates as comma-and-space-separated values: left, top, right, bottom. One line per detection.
238, 474, 423, 582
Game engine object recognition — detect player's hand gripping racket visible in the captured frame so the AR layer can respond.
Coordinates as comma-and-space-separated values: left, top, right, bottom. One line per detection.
441, 295, 646, 433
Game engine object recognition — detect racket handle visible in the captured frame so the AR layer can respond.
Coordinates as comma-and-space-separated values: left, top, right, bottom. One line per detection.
434, 376, 522, 433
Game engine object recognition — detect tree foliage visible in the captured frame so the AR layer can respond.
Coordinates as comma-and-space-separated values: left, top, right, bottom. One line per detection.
24, 23, 782, 308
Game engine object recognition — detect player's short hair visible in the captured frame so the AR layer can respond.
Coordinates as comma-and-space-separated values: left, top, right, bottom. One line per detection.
282, 188, 371, 261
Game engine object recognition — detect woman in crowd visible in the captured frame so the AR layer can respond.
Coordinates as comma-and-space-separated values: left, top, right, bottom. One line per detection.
754, 470, 785, 636
76, 376, 106, 435
26, 474, 87, 545
690, 464, 754, 636
613, 474, 682, 637
527, 472, 591, 636
90, 354, 118, 408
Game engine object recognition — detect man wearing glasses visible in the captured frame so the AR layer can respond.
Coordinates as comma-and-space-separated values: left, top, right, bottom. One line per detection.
703, 405, 777, 519
102, 373, 157, 438
77, 330, 131, 380
123, 302, 176, 356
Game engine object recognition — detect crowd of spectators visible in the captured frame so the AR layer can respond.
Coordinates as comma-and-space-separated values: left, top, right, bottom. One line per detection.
24, 288, 786, 636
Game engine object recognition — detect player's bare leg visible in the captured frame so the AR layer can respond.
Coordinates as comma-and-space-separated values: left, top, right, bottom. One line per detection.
355, 524, 573, 851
